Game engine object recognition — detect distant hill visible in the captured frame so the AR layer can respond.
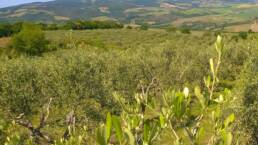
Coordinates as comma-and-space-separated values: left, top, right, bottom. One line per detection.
0, 0, 258, 30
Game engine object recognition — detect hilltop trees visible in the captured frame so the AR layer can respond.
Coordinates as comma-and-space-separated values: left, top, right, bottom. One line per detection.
62, 20, 123, 30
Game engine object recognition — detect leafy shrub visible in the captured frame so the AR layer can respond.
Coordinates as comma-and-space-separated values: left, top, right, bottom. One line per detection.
166, 26, 177, 32
126, 25, 133, 29
0, 29, 256, 145
248, 29, 254, 33
140, 24, 149, 30
0, 24, 13, 37
63, 20, 123, 30
214, 31, 222, 37
0, 22, 23, 37
180, 27, 191, 34
238, 32, 248, 40
11, 23, 49, 56
97, 36, 235, 145
241, 58, 258, 144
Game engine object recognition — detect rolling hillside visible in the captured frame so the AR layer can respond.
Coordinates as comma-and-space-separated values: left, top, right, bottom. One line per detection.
0, 0, 258, 30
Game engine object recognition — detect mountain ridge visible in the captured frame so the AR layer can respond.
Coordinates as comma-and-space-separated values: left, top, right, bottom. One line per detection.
0, 0, 258, 30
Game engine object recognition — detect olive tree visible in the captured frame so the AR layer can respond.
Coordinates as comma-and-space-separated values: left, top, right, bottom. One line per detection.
11, 23, 49, 56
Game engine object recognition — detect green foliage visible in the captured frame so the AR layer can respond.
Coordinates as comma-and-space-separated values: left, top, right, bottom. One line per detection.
140, 24, 149, 30
112, 116, 123, 143
233, 53, 258, 144
0, 23, 13, 37
238, 32, 248, 40
166, 26, 177, 32
96, 36, 236, 145
126, 25, 133, 29
0, 22, 22, 37
11, 23, 49, 56
0, 21, 123, 38
105, 112, 112, 143
180, 27, 191, 34
62, 20, 123, 30
248, 29, 254, 33
0, 29, 256, 144
54, 126, 89, 145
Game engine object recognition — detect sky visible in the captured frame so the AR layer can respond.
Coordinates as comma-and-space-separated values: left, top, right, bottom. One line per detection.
0, 0, 53, 8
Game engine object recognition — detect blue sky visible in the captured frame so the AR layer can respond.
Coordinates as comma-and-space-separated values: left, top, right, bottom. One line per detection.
0, 0, 53, 8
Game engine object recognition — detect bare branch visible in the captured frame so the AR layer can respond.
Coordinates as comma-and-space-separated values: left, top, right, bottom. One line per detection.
38, 98, 52, 129
15, 98, 54, 144
15, 119, 34, 131
63, 110, 76, 139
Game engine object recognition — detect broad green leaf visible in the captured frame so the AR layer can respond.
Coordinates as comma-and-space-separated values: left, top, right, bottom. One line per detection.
143, 121, 150, 144
210, 58, 215, 76
204, 76, 211, 88
214, 95, 224, 103
226, 133, 233, 145
196, 127, 205, 142
174, 93, 185, 118
135, 94, 141, 105
212, 107, 222, 122
217, 35, 222, 44
194, 86, 205, 108
131, 116, 140, 129
215, 35, 223, 53
159, 115, 165, 128
224, 114, 235, 128
112, 116, 123, 142
105, 112, 112, 142
211, 111, 215, 122
221, 130, 233, 145
97, 127, 106, 145
223, 88, 231, 98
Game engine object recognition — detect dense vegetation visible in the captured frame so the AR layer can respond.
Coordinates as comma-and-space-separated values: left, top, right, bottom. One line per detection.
0, 28, 257, 144
10, 23, 49, 56
0, 22, 23, 37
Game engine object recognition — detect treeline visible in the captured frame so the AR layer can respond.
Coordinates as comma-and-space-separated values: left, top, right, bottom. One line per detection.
0, 20, 123, 37
58, 20, 123, 30
0, 22, 23, 37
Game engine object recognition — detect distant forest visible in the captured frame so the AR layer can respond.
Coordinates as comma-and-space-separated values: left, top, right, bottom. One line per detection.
0, 20, 123, 37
